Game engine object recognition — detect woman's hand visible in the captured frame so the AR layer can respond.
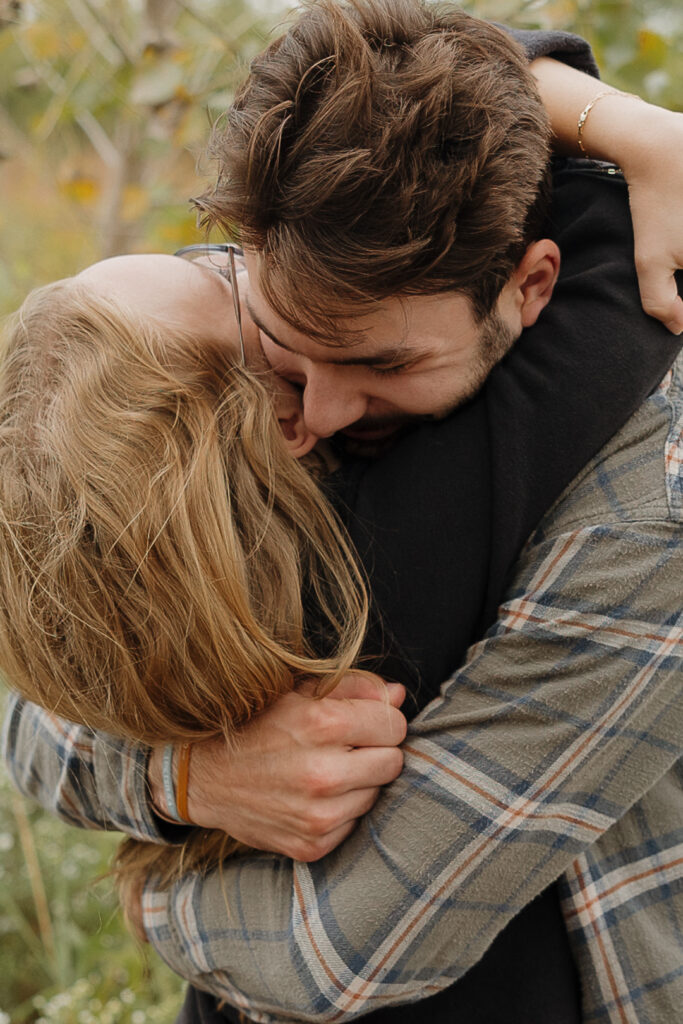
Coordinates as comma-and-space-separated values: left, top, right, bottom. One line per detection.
148, 673, 407, 862
612, 102, 683, 335
531, 57, 683, 335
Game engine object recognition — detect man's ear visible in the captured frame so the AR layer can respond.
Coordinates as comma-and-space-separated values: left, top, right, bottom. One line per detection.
509, 239, 561, 329
277, 391, 318, 458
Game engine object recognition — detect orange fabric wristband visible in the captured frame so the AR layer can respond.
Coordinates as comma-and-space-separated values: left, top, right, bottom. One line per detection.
176, 742, 193, 824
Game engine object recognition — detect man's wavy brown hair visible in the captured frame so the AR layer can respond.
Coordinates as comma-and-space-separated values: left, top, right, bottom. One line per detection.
0, 278, 368, 890
197, 0, 552, 338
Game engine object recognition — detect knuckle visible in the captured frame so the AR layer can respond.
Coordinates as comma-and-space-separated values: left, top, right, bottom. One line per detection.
306, 700, 345, 742
300, 758, 334, 798
640, 294, 671, 317
304, 807, 336, 837
359, 787, 381, 814
291, 837, 328, 863
301, 700, 329, 732
287, 839, 311, 861
633, 251, 656, 275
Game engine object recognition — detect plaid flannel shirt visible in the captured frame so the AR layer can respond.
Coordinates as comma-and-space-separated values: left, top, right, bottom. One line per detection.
4, 360, 683, 1023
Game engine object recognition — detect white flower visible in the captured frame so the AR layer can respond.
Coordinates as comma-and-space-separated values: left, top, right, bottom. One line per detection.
0, 833, 14, 852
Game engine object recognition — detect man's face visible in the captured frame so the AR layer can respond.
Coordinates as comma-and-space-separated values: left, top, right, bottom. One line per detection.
244, 252, 519, 448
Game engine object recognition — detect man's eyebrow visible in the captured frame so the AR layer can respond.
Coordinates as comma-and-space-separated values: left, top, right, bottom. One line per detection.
245, 296, 410, 367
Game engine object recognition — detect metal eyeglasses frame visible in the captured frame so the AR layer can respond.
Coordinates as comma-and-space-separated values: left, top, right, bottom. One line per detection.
174, 243, 246, 365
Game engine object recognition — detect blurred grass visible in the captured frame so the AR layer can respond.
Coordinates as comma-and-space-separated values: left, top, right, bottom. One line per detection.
0, 709, 184, 1022
1, 0, 682, 1021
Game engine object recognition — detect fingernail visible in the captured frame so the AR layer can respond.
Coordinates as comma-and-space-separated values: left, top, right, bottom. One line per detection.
665, 320, 683, 335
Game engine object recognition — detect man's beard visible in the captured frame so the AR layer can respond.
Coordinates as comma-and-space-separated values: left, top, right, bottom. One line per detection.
467, 309, 518, 401
337, 423, 414, 459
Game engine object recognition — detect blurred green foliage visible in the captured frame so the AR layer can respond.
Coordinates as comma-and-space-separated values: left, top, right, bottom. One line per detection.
464, 0, 683, 106
0, 0, 278, 313
0, 0, 681, 1020
0, 737, 184, 1022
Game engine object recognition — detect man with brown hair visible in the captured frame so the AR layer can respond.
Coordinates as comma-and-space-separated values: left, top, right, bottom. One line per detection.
4, 2, 682, 1023
198, 0, 554, 449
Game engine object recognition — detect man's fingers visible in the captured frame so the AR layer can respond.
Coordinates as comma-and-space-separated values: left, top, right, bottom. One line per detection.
250, 786, 381, 860
289, 776, 403, 860
288, 820, 358, 862
326, 671, 406, 706
664, 295, 683, 336
304, 745, 404, 799
340, 745, 405, 790
634, 256, 683, 334
303, 695, 407, 749
385, 682, 406, 708
344, 698, 407, 746
290, 786, 381, 837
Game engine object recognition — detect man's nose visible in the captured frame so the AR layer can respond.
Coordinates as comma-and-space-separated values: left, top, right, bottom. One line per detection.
301, 371, 368, 438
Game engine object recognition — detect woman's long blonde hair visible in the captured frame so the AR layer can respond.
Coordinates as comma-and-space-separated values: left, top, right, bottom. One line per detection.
0, 277, 368, 889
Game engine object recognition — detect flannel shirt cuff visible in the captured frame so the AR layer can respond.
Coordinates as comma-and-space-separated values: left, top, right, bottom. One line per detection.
92, 733, 172, 841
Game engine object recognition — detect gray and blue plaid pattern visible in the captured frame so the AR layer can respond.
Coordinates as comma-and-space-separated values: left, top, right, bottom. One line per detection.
2, 697, 163, 840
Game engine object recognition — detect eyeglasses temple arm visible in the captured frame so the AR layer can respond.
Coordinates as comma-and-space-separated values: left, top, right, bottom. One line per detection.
228, 246, 246, 366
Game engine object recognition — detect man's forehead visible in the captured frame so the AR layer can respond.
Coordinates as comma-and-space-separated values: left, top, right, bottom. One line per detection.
246, 286, 480, 366
243, 251, 481, 364
243, 290, 416, 367
244, 250, 378, 346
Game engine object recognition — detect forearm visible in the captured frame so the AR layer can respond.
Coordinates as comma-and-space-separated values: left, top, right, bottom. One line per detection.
513, 26, 683, 332
143, 513, 682, 1020
2, 692, 168, 841
503, 26, 661, 167
530, 55, 658, 161
531, 55, 683, 331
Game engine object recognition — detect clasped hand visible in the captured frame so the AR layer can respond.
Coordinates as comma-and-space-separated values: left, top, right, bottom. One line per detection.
148, 673, 407, 863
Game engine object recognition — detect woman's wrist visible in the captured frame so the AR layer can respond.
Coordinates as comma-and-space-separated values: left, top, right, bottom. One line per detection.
600, 101, 683, 184
576, 90, 660, 168
530, 57, 639, 160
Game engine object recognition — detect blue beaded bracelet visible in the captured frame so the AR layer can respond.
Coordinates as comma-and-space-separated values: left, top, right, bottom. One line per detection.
161, 743, 183, 823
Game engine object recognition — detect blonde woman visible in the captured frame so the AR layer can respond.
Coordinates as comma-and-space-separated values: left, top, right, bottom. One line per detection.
0, 249, 414, 895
